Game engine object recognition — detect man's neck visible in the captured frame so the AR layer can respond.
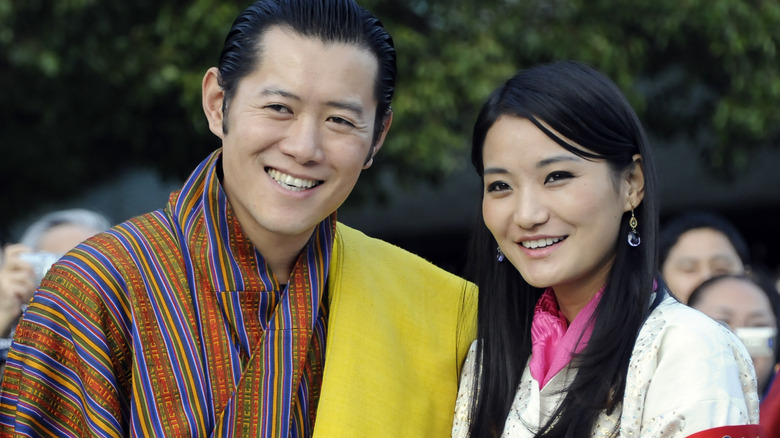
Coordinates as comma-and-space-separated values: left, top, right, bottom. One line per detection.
253, 232, 313, 284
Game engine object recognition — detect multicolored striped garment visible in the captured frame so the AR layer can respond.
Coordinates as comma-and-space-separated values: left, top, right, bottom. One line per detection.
0, 151, 332, 437
0, 150, 478, 437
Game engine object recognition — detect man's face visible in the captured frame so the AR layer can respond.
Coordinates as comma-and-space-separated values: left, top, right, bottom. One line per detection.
209, 26, 388, 252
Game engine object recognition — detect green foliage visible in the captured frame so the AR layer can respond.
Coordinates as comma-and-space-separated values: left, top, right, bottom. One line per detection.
1, 0, 779, 231
371, 0, 780, 183
0, 0, 243, 231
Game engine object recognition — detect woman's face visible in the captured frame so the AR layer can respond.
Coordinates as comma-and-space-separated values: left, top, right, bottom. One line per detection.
690, 277, 776, 393
481, 116, 640, 300
661, 228, 745, 303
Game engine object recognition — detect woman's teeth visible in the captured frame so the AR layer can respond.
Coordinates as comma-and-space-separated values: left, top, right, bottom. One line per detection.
267, 169, 320, 192
521, 236, 564, 249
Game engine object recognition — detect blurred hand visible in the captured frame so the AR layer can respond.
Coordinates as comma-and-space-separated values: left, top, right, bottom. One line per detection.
0, 244, 36, 337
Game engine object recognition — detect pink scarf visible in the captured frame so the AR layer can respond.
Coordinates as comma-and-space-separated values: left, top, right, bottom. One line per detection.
529, 287, 603, 389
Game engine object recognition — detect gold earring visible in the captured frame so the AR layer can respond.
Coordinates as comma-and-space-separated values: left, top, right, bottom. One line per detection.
628, 201, 640, 247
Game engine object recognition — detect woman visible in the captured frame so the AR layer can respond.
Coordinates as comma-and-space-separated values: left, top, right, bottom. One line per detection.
688, 273, 780, 400
660, 210, 749, 303
452, 61, 759, 437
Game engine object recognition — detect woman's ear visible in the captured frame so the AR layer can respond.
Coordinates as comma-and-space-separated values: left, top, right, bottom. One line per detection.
202, 67, 226, 139
624, 154, 645, 211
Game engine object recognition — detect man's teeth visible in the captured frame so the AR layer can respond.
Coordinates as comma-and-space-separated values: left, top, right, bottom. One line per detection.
521, 237, 564, 249
267, 169, 319, 192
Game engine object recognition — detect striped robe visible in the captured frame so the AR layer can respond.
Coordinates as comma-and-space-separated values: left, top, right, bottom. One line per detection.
0, 150, 477, 437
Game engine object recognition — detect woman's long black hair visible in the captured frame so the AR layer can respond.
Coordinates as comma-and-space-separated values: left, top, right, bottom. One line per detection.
466, 61, 661, 437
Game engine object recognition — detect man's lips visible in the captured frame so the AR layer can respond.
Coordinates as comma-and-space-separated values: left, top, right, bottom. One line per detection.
266, 168, 322, 192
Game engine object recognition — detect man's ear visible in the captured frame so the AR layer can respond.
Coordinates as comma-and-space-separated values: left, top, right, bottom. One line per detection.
624, 153, 645, 211
202, 67, 226, 139
363, 110, 393, 169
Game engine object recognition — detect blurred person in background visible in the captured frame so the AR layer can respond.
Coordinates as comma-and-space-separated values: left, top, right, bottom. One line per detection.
660, 210, 750, 303
0, 209, 110, 373
687, 273, 780, 400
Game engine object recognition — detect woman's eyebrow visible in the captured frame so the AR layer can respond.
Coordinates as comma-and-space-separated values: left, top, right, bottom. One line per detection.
537, 155, 582, 168
483, 167, 509, 175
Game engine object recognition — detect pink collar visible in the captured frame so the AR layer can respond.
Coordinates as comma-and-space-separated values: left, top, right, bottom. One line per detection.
529, 287, 604, 389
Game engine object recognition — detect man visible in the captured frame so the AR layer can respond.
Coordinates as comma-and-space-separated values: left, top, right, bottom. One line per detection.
0, 1, 476, 436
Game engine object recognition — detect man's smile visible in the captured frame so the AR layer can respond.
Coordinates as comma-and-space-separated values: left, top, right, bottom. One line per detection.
266, 168, 323, 192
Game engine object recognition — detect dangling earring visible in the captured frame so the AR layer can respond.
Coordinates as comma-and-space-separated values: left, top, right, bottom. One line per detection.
496, 246, 505, 262
628, 201, 641, 247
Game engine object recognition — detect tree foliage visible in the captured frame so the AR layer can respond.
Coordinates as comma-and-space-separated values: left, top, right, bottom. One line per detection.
1, 0, 778, 231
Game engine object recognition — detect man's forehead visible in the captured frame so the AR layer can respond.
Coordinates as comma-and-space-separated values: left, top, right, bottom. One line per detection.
245, 27, 379, 102
256, 25, 378, 66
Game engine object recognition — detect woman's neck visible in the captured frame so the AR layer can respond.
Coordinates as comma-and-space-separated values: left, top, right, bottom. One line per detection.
552, 283, 605, 324
552, 258, 613, 323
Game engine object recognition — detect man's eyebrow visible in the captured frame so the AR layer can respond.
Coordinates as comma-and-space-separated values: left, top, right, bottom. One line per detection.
259, 88, 364, 117
259, 88, 299, 100
325, 100, 364, 117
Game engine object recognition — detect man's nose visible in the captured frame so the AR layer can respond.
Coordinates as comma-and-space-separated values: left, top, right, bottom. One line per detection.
279, 118, 324, 164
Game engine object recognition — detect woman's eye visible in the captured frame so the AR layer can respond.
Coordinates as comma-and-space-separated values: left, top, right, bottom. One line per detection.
712, 267, 733, 275
486, 181, 510, 192
716, 320, 732, 330
544, 171, 573, 184
711, 263, 739, 275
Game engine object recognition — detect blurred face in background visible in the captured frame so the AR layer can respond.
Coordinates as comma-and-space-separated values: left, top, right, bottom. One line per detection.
662, 227, 745, 303
0, 222, 104, 315
690, 277, 776, 395
36, 224, 103, 254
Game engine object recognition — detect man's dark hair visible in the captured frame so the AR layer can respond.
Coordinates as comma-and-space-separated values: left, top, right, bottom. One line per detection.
217, 0, 396, 145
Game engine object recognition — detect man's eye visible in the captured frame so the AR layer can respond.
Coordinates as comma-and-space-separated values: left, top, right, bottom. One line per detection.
266, 104, 291, 113
328, 116, 355, 127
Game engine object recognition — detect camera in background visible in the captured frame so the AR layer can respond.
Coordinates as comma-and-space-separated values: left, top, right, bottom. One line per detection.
18, 252, 62, 286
